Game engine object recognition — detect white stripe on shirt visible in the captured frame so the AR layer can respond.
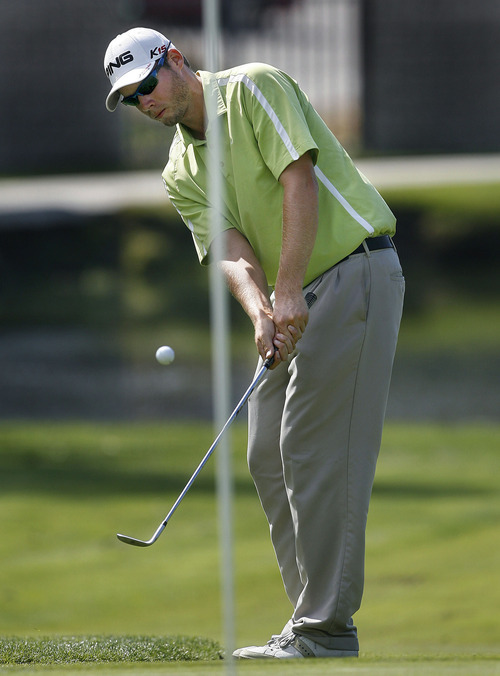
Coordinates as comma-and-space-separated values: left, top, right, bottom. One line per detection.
218, 72, 375, 234
314, 167, 375, 234
222, 73, 300, 161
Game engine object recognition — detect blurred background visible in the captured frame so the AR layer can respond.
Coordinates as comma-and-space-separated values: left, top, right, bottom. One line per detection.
0, 0, 499, 422
0, 0, 499, 659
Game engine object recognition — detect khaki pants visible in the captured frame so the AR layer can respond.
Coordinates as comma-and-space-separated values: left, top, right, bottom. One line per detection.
247, 247, 405, 652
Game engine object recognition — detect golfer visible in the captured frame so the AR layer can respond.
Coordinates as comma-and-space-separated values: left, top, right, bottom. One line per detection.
104, 27, 404, 659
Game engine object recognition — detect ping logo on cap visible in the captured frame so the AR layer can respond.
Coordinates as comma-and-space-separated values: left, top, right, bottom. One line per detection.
105, 50, 134, 77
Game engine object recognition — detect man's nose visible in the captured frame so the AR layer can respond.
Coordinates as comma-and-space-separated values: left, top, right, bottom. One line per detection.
138, 95, 155, 111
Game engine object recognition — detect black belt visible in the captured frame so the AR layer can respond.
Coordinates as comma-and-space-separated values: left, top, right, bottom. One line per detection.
305, 236, 395, 306
337, 235, 394, 266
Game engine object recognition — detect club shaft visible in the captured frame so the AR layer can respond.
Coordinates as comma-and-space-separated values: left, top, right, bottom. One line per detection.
117, 357, 272, 546
157, 361, 269, 527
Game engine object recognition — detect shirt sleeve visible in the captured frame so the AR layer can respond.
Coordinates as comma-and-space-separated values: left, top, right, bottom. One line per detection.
162, 167, 234, 266
237, 65, 319, 180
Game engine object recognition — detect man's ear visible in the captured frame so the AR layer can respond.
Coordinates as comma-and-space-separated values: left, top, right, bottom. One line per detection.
167, 49, 184, 69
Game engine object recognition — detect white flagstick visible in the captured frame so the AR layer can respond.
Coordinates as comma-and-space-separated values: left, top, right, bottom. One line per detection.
203, 0, 237, 668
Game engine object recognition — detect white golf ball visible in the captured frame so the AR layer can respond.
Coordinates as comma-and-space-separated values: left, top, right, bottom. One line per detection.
156, 345, 175, 365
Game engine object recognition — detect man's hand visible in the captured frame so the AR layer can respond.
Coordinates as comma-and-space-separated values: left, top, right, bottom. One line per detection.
271, 292, 309, 366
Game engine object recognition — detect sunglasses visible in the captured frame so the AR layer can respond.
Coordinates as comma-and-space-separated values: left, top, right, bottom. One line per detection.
121, 44, 170, 106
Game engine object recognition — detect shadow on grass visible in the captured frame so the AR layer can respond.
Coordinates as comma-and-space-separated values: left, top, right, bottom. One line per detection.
0, 463, 255, 497
0, 454, 493, 499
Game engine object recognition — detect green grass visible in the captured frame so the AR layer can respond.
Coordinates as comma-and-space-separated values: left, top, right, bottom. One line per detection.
395, 301, 500, 353
0, 652, 498, 676
0, 635, 222, 664
0, 421, 499, 673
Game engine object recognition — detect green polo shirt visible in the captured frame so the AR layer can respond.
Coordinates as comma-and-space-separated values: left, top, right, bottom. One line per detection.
163, 63, 395, 288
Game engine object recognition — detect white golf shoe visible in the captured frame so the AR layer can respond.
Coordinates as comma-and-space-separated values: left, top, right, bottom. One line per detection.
232, 631, 359, 659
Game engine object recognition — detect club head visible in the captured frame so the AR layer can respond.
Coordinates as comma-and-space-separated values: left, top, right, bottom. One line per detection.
117, 533, 153, 547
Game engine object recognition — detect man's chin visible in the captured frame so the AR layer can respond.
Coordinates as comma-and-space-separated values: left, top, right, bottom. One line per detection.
157, 113, 177, 127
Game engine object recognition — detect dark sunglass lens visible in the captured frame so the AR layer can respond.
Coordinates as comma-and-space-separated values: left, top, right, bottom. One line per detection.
121, 96, 139, 106
138, 75, 158, 96
120, 70, 160, 106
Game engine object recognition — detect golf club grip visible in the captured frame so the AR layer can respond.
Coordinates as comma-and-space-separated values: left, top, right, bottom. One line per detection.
305, 291, 317, 308
263, 354, 274, 368
263, 291, 317, 369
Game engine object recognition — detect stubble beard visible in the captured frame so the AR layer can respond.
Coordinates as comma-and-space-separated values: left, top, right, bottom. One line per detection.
158, 70, 190, 127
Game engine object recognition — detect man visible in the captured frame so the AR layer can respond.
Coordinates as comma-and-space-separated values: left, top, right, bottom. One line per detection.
104, 27, 404, 659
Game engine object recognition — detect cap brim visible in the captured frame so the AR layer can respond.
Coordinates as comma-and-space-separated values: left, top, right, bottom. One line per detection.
105, 61, 155, 112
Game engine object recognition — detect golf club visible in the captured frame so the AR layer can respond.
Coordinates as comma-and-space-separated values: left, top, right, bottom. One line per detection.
117, 354, 274, 547
117, 291, 317, 547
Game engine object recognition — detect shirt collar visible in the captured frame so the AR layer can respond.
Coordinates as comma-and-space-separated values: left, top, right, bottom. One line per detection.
174, 70, 226, 147
175, 123, 206, 147
197, 70, 227, 118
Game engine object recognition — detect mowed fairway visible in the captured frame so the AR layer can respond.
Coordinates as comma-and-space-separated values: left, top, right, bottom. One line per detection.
0, 421, 499, 675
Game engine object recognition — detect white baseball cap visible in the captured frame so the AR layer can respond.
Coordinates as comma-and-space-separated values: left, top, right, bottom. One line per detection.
104, 27, 174, 111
